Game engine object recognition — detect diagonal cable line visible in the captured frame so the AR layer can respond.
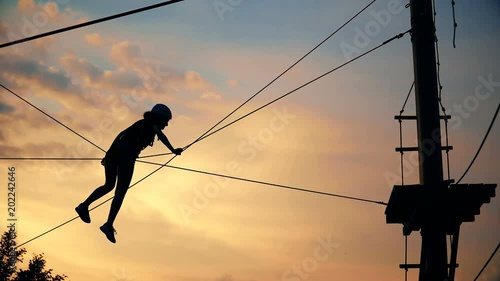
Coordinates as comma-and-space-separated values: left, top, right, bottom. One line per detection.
473, 241, 500, 281
16, 153, 386, 249
188, 30, 412, 147
0, 0, 186, 49
0, 82, 175, 159
13, 30, 408, 248
1, 0, 378, 160
0, 84, 106, 153
16, 154, 177, 249
179, 0, 379, 151
399, 81, 415, 116
397, 80, 415, 185
138, 152, 173, 158
456, 102, 499, 184
139, 161, 388, 205
0, 156, 388, 205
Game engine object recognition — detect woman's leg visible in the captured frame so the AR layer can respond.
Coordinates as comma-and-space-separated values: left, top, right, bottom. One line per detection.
105, 157, 135, 226
81, 160, 117, 207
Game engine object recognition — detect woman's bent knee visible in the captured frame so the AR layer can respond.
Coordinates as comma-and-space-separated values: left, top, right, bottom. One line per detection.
102, 184, 115, 193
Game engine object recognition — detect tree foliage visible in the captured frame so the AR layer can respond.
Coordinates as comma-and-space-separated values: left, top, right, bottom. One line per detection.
0, 229, 67, 281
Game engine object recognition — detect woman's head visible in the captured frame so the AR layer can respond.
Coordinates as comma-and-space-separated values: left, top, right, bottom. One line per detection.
144, 104, 172, 128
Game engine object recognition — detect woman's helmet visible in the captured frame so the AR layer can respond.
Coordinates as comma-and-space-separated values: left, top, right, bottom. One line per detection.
151, 104, 172, 120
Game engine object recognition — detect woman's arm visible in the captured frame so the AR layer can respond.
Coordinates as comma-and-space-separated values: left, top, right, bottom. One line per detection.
152, 125, 183, 155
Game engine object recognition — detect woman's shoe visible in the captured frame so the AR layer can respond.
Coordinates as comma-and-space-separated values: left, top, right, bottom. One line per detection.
75, 204, 91, 223
100, 223, 117, 243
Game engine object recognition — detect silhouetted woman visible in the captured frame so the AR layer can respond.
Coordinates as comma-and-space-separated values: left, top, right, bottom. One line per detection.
75, 104, 183, 243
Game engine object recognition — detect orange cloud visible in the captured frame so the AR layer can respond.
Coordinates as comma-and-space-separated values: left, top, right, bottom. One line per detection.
110, 40, 142, 66
85, 33, 102, 46
60, 53, 103, 83
201, 91, 222, 101
17, 0, 83, 25
102, 69, 142, 90
0, 21, 8, 42
227, 79, 239, 87
0, 51, 76, 94
184, 71, 211, 92
43, 2, 59, 18
18, 0, 36, 11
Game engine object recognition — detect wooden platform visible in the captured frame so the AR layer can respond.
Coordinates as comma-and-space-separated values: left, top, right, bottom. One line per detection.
385, 183, 496, 235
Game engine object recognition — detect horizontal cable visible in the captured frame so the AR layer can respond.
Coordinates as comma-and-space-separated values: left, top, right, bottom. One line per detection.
0, 157, 101, 160
1, 156, 387, 206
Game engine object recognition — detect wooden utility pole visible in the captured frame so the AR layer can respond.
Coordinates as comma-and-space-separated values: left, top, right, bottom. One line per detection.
409, 0, 448, 279
385, 1, 496, 281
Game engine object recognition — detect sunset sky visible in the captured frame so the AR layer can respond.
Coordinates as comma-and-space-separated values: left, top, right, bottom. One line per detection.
0, 1, 499, 281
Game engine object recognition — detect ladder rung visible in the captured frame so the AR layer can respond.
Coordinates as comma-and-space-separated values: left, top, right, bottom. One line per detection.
400, 264, 420, 269
395, 115, 451, 120
396, 146, 453, 152
399, 264, 459, 269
